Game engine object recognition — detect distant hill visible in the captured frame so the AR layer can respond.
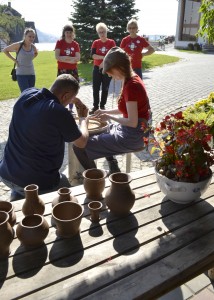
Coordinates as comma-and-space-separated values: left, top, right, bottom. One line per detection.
36, 29, 59, 43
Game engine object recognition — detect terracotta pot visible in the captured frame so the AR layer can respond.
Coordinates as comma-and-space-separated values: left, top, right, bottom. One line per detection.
0, 211, 14, 259
88, 201, 102, 223
52, 201, 83, 238
105, 173, 135, 216
155, 167, 212, 204
83, 168, 106, 200
22, 184, 45, 216
52, 187, 78, 207
16, 214, 49, 248
0, 200, 16, 227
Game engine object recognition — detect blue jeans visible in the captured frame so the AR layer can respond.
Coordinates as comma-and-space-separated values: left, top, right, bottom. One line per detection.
0, 173, 71, 198
17, 75, 36, 92
133, 68, 143, 79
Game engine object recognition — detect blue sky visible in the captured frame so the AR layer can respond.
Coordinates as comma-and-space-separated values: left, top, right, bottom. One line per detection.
4, 0, 178, 37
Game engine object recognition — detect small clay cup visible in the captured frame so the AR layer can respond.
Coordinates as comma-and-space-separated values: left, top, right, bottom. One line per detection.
16, 214, 49, 248
52, 201, 83, 238
83, 168, 106, 200
0, 200, 16, 227
88, 201, 102, 223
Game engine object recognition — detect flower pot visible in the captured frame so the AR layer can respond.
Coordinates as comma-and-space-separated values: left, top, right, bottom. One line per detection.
83, 168, 106, 200
0, 211, 14, 259
22, 184, 45, 216
52, 201, 83, 238
16, 214, 49, 248
52, 187, 78, 207
105, 173, 135, 216
155, 168, 212, 204
0, 200, 16, 227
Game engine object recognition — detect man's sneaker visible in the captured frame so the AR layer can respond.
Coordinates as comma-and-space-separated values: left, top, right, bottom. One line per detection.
100, 106, 105, 110
107, 159, 121, 175
89, 107, 98, 115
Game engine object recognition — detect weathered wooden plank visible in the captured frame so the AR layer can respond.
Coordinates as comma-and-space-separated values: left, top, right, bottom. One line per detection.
19, 213, 214, 300
1, 195, 214, 299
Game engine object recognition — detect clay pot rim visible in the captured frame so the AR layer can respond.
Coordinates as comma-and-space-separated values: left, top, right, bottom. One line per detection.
109, 172, 132, 184
52, 201, 83, 222
20, 214, 44, 228
83, 168, 107, 180
24, 184, 39, 192
0, 200, 13, 214
88, 201, 103, 210
57, 187, 71, 195
0, 211, 9, 224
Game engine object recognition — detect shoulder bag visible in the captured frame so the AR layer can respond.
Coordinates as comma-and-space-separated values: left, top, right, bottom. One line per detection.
11, 41, 24, 81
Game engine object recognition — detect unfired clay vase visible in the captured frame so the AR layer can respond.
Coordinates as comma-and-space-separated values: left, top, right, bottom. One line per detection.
0, 200, 16, 227
52, 187, 78, 207
52, 201, 83, 238
88, 201, 103, 223
16, 214, 49, 248
83, 168, 106, 200
22, 184, 45, 216
105, 173, 135, 216
0, 211, 14, 259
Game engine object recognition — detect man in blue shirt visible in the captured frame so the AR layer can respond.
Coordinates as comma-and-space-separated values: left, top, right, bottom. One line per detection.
0, 74, 89, 201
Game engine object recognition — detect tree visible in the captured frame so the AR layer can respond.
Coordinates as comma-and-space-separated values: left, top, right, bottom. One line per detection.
0, 5, 25, 44
69, 0, 139, 62
197, 0, 214, 44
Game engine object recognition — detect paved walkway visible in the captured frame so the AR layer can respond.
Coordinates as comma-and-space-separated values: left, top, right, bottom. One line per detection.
1, 45, 214, 299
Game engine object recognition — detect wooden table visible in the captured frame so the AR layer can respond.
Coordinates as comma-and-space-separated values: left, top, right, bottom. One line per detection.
1, 168, 214, 300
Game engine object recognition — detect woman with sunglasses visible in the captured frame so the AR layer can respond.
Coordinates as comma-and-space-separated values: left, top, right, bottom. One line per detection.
89, 22, 116, 115
120, 19, 155, 79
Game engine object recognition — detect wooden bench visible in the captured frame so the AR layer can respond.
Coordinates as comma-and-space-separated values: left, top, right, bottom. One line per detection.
1, 169, 214, 299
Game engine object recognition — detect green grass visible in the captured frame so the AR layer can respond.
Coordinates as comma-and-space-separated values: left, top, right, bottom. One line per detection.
0, 51, 180, 101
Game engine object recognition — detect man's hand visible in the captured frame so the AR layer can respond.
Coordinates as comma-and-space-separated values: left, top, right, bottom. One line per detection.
73, 97, 89, 117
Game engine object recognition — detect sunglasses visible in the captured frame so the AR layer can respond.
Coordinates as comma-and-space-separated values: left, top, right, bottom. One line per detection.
128, 27, 137, 30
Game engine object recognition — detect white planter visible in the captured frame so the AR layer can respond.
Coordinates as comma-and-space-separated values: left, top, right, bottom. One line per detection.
155, 168, 212, 204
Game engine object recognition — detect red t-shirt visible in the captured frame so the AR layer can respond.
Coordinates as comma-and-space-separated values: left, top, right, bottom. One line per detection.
91, 39, 116, 66
118, 75, 149, 120
120, 36, 149, 69
55, 39, 80, 70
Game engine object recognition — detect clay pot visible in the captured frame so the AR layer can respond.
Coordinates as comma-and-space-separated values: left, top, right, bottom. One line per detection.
22, 184, 45, 216
83, 168, 106, 200
105, 173, 135, 216
16, 214, 49, 248
52, 201, 83, 238
52, 187, 78, 207
0, 211, 14, 259
88, 201, 102, 223
0, 200, 16, 227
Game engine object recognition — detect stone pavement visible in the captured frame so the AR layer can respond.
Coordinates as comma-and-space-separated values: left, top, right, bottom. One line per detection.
1, 45, 214, 299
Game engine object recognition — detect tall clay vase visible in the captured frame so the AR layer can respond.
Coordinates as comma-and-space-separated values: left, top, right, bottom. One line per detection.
105, 173, 135, 216
83, 168, 106, 201
22, 184, 45, 216
0, 211, 14, 260
52, 187, 78, 207
0, 200, 16, 227
16, 214, 49, 248
52, 201, 83, 238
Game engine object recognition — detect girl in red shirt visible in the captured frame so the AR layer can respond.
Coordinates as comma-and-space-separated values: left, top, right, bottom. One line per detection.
90, 22, 116, 114
120, 19, 154, 79
73, 47, 150, 174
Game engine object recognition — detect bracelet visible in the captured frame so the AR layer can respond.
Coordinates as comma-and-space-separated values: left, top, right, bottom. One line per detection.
79, 117, 86, 121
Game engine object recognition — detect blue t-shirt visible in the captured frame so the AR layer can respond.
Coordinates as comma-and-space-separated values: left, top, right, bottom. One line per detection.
0, 88, 81, 189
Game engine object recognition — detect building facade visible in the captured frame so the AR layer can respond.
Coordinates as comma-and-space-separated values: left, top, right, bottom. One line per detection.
175, 0, 203, 49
